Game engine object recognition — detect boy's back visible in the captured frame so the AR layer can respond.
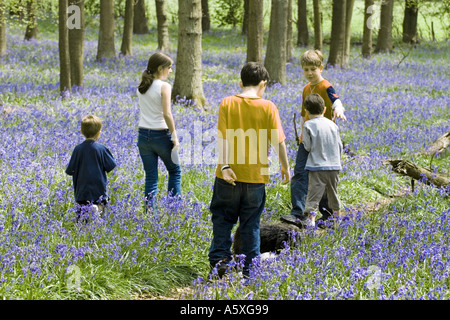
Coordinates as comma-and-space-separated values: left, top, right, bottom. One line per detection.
66, 139, 116, 203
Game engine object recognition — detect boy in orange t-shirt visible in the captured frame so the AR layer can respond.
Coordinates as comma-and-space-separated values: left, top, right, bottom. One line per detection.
281, 50, 346, 228
209, 62, 290, 279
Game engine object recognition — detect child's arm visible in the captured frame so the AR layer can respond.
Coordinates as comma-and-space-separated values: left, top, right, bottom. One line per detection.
161, 82, 179, 150
302, 125, 311, 152
218, 136, 237, 186
275, 141, 290, 185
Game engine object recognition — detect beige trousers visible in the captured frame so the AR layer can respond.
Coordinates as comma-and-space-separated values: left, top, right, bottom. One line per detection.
304, 170, 341, 214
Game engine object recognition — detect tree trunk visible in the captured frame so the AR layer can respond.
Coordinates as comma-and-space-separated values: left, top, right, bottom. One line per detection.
403, 0, 418, 44
375, 0, 393, 53
133, 0, 149, 34
173, 0, 206, 108
97, 0, 116, 61
24, 0, 38, 41
297, 0, 309, 46
286, 0, 293, 61
313, 0, 322, 51
362, 0, 374, 59
155, 0, 170, 52
68, 0, 84, 88
242, 0, 249, 35
201, 0, 210, 33
0, 1, 6, 58
343, 0, 354, 67
246, 0, 264, 63
120, 0, 134, 56
383, 160, 450, 188
327, 0, 346, 68
265, 0, 288, 85
59, 0, 71, 94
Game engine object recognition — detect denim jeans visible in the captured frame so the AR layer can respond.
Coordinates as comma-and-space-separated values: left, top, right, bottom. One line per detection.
208, 177, 266, 277
290, 142, 331, 220
137, 128, 181, 203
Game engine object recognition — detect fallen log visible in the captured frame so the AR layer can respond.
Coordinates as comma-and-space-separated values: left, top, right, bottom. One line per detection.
428, 130, 450, 155
383, 159, 450, 188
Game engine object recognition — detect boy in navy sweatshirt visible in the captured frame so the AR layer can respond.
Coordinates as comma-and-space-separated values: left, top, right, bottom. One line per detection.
66, 115, 117, 222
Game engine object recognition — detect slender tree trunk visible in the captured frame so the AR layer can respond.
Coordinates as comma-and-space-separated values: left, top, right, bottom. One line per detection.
59, 0, 71, 94
297, 0, 309, 46
120, 0, 134, 56
327, 0, 347, 68
24, 0, 38, 41
156, 0, 170, 52
362, 0, 374, 59
246, 0, 264, 63
133, 0, 149, 34
286, 0, 293, 61
403, 0, 418, 44
375, 0, 394, 53
173, 0, 206, 108
97, 0, 116, 61
313, 0, 322, 51
68, 0, 84, 88
201, 0, 210, 33
242, 0, 249, 35
343, 0, 354, 67
265, 0, 288, 85
0, 1, 6, 58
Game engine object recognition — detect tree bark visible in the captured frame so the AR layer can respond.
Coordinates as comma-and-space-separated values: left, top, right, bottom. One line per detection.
172, 0, 206, 108
201, 0, 210, 33
297, 0, 309, 46
403, 0, 418, 44
24, 0, 38, 41
97, 0, 116, 61
69, 0, 84, 88
133, 0, 149, 34
383, 160, 450, 188
59, 0, 71, 94
0, 1, 6, 58
362, 0, 374, 59
120, 0, 134, 56
155, 0, 170, 52
313, 0, 322, 51
327, 0, 346, 68
242, 0, 249, 35
265, 0, 288, 85
286, 0, 293, 61
343, 0, 354, 67
375, 0, 393, 53
246, 0, 264, 63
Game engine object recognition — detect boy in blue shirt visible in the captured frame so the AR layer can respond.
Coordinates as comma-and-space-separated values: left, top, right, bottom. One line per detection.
66, 115, 117, 222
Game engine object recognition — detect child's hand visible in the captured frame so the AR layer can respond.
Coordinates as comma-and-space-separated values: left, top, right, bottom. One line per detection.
333, 109, 347, 121
281, 166, 290, 185
222, 168, 237, 186
172, 139, 179, 151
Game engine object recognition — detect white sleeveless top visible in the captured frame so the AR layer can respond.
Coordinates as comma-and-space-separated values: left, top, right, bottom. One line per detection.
137, 79, 169, 129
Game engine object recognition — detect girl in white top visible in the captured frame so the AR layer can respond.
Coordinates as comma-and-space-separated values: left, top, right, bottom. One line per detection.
137, 52, 181, 209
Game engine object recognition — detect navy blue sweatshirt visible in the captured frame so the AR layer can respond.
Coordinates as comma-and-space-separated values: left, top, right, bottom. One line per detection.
66, 140, 117, 203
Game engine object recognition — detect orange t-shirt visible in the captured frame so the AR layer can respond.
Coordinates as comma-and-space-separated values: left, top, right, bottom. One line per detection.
215, 95, 286, 184
300, 79, 339, 142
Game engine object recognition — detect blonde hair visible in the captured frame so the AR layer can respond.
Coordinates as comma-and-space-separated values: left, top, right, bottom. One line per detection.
300, 50, 323, 67
81, 115, 102, 139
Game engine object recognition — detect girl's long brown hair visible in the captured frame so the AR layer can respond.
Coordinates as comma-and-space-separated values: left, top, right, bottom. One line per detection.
138, 52, 173, 94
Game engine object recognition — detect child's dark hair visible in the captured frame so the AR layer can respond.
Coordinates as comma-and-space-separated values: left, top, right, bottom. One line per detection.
81, 115, 102, 139
304, 93, 325, 115
138, 52, 173, 94
240, 62, 270, 87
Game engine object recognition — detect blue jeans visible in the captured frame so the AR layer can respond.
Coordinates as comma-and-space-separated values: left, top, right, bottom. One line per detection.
209, 177, 266, 277
137, 128, 181, 203
290, 143, 331, 220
